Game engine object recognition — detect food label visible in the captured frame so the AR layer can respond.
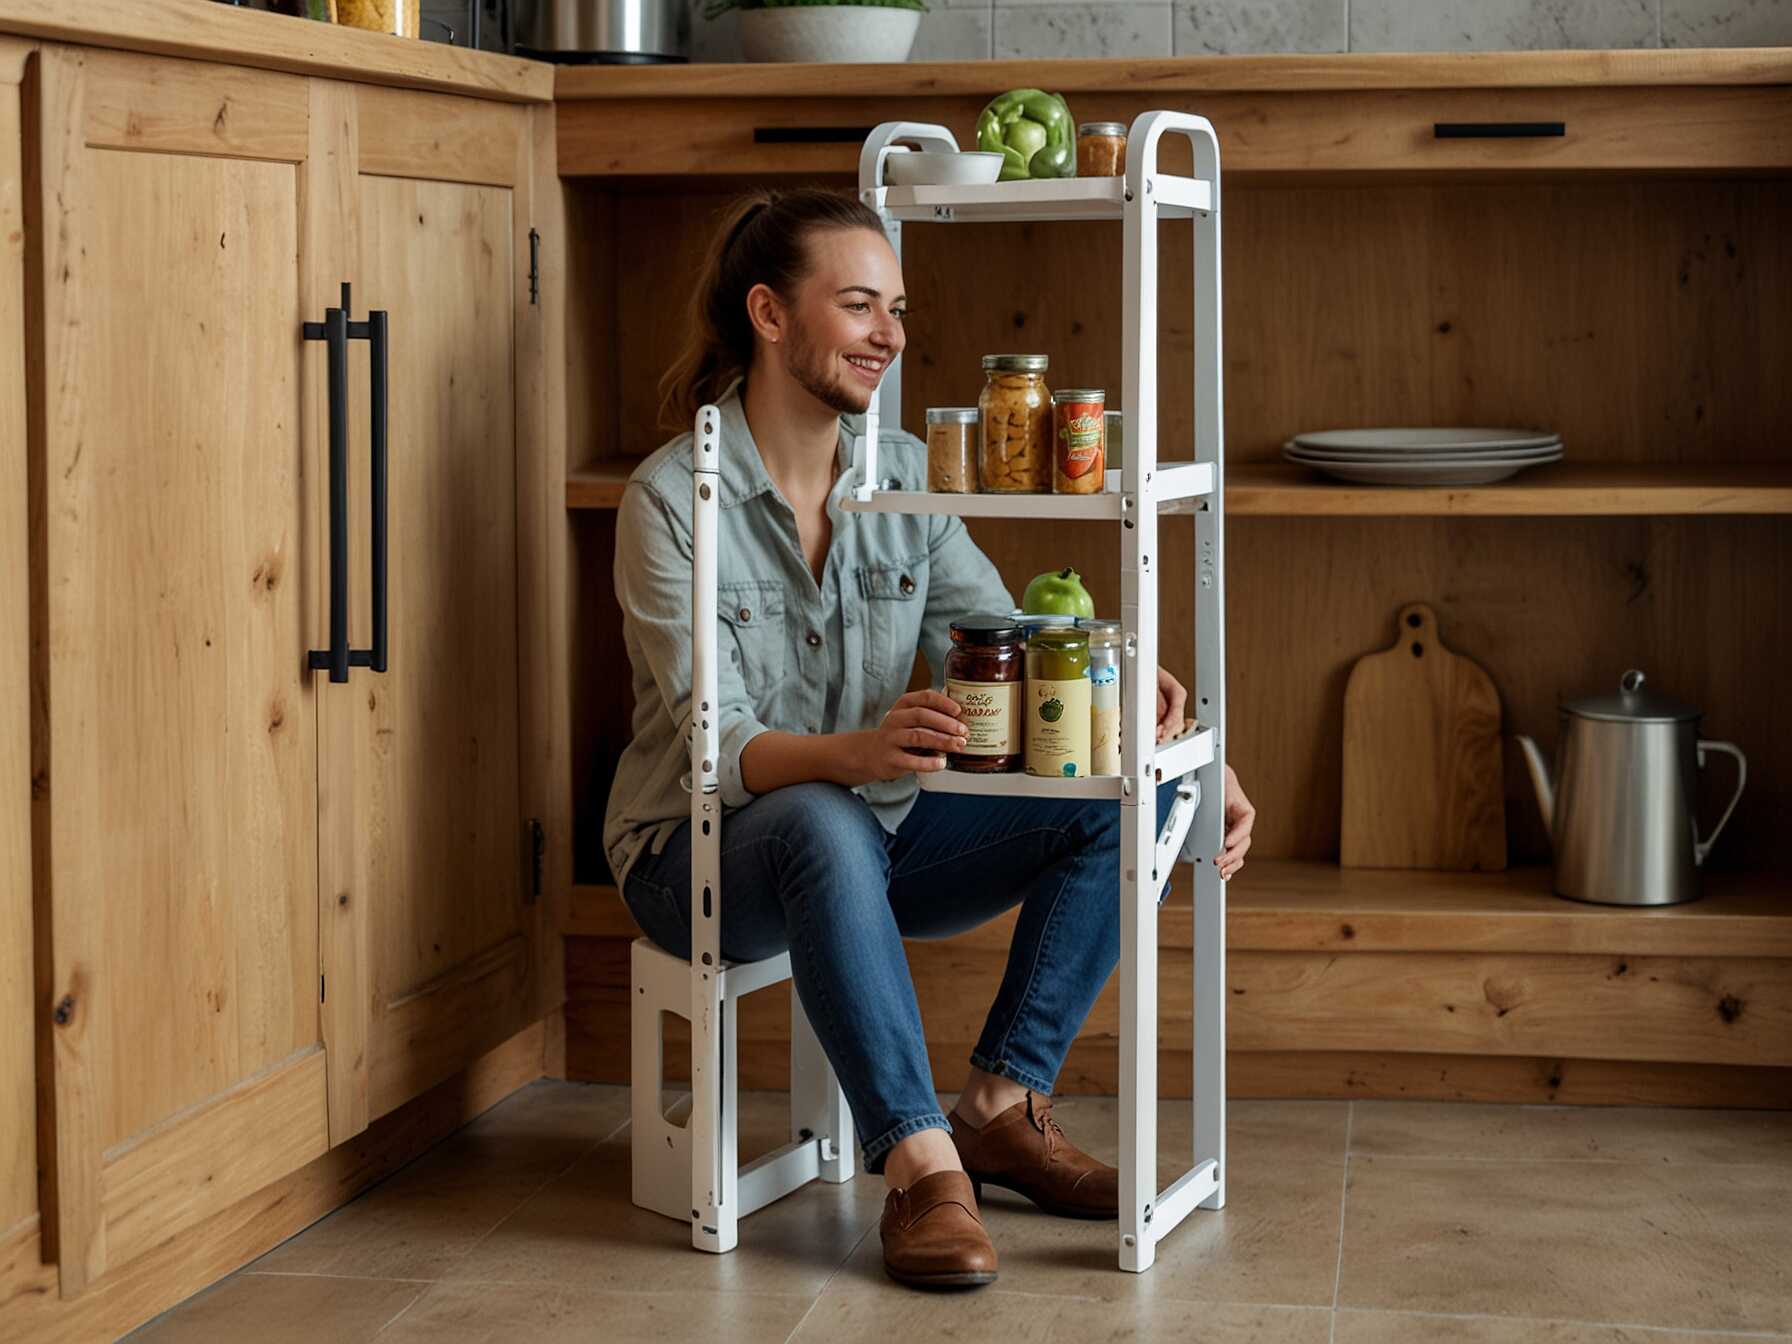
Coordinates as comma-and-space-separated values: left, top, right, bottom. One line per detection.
1089, 663, 1121, 774
1025, 676, 1092, 778
945, 679, 1020, 755
1055, 405, 1105, 481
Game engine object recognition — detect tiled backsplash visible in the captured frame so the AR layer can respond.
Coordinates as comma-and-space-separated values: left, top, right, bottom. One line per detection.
415, 0, 1792, 58
691, 0, 1792, 61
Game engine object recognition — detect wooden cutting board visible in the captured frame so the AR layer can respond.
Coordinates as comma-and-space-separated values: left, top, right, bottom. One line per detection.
1341, 602, 1506, 871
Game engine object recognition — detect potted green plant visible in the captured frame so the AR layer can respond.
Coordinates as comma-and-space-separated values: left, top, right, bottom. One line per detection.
703, 0, 927, 64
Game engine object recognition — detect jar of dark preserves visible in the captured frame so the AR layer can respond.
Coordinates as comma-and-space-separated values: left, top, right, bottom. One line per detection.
944, 615, 1023, 773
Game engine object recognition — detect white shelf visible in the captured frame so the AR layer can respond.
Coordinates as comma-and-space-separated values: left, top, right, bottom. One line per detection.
844, 463, 1215, 520
917, 725, 1215, 799
871, 175, 1212, 224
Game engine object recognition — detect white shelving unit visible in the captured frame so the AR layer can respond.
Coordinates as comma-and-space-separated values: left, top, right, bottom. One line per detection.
848, 114, 1229, 1273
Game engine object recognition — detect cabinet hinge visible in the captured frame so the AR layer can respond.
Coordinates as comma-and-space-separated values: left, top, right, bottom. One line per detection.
528, 228, 540, 306
528, 818, 545, 904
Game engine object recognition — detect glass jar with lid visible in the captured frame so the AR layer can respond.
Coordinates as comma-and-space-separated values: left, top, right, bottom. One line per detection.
1077, 122, 1127, 177
1081, 618, 1123, 775
978, 354, 1052, 494
944, 615, 1023, 773
1025, 626, 1091, 778
926, 407, 978, 493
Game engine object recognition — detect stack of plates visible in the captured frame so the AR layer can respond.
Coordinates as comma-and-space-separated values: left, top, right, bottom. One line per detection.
1283, 428, 1563, 486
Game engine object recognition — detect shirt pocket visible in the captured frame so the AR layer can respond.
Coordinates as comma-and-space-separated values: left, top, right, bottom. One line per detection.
717, 581, 786, 700
856, 554, 928, 681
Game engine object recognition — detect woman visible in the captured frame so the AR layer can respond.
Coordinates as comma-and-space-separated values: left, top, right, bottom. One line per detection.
605, 188, 1255, 1289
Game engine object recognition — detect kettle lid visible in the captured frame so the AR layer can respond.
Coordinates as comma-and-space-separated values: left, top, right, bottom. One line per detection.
1565, 669, 1700, 723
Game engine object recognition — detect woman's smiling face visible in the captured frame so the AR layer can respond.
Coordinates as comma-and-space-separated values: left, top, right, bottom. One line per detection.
775, 226, 908, 416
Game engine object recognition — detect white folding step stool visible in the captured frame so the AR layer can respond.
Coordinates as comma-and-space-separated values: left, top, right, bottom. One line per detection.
630, 404, 855, 1254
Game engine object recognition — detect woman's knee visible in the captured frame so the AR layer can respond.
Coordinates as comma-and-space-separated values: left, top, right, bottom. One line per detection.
751, 781, 889, 879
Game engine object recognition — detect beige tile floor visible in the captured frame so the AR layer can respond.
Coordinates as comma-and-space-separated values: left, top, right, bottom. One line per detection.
127, 1081, 1792, 1343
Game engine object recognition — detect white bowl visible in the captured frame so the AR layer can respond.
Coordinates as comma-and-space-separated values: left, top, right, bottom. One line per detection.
883, 150, 1005, 187
739, 7, 920, 63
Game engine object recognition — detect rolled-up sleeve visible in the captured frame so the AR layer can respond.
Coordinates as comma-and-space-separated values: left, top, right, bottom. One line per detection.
615, 481, 771, 808
917, 511, 1015, 683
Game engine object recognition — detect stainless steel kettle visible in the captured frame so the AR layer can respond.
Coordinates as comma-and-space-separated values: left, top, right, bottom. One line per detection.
1515, 670, 1746, 906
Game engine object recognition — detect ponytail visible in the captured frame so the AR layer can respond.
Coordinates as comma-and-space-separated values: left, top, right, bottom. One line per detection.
658, 187, 887, 432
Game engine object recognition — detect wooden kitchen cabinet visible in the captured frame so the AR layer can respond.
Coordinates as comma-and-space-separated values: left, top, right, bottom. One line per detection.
1, 34, 38, 1277
23, 45, 557, 1299
316, 80, 554, 1132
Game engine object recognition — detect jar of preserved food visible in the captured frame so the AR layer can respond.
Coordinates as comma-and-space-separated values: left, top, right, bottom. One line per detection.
926, 407, 979, 493
1052, 389, 1106, 494
1016, 611, 1077, 641
944, 616, 1023, 772
979, 354, 1052, 494
1077, 122, 1127, 177
1081, 618, 1123, 775
338, 0, 421, 36
1105, 410, 1124, 474
1025, 627, 1091, 778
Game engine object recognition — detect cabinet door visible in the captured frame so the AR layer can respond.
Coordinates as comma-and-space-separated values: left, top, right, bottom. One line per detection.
317, 84, 548, 1129
1, 37, 35, 1261
32, 48, 337, 1296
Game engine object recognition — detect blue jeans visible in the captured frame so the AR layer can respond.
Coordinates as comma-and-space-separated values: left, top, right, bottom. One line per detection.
623, 777, 1182, 1173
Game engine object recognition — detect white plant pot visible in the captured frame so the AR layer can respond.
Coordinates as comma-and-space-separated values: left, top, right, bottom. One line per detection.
738, 7, 921, 63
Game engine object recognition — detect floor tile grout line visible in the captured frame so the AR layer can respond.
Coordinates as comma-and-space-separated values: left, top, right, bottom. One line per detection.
368, 1281, 433, 1339
781, 1219, 880, 1344
1328, 1100, 1353, 1344
1333, 1304, 1792, 1341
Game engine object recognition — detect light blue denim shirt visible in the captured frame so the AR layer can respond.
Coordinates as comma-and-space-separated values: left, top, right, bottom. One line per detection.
604, 383, 1015, 889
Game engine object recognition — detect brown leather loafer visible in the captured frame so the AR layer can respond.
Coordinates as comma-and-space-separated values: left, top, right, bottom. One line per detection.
949, 1092, 1118, 1220
880, 1170, 998, 1289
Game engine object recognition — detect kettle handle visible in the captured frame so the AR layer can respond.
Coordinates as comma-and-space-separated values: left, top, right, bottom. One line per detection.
1694, 740, 1747, 866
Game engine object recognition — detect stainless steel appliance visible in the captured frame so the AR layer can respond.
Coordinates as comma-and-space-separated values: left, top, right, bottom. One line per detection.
513, 0, 688, 62
1517, 670, 1747, 906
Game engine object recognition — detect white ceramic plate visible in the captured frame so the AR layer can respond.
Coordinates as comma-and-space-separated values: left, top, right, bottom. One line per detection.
1288, 452, 1563, 486
1283, 441, 1563, 464
883, 150, 1005, 187
1291, 427, 1561, 453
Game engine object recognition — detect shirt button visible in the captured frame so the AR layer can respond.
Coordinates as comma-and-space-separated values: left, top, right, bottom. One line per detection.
899, 574, 916, 594
806, 631, 822, 648
737, 607, 752, 622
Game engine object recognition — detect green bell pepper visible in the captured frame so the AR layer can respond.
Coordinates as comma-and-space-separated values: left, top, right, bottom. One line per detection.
976, 88, 1076, 182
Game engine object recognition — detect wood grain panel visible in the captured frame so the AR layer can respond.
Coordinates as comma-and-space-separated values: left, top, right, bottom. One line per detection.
1228, 463, 1792, 515
82, 47, 307, 162
0, 0, 551, 102
558, 87, 1792, 178
558, 50, 1792, 100
368, 934, 532, 1120
32, 46, 326, 1292
354, 161, 534, 1124
523, 103, 569, 1023
355, 82, 521, 187
0, 37, 34, 1243
310, 76, 368, 1147
99, 1047, 327, 1271
0, 1020, 544, 1344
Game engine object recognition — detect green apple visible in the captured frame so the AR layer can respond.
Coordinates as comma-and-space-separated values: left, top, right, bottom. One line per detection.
1022, 567, 1095, 619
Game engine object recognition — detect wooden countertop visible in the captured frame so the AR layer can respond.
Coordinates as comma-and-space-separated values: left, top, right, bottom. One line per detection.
557, 48, 1792, 101
0, 0, 552, 102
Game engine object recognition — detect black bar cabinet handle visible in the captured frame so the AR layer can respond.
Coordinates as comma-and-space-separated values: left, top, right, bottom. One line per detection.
304, 281, 390, 682
1434, 121, 1565, 139
752, 126, 877, 144
367, 309, 389, 674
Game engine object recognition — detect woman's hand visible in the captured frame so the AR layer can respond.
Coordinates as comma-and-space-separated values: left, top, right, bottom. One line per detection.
839, 690, 966, 784
1216, 763, 1254, 881
1155, 666, 1188, 744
